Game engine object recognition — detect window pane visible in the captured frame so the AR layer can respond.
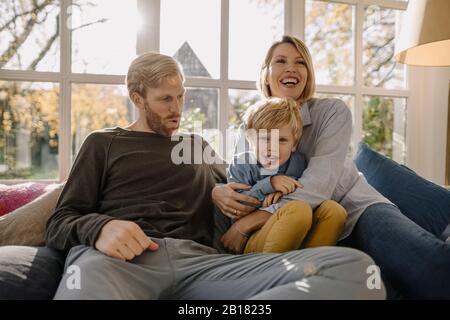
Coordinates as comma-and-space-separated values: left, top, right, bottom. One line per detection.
0, 0, 59, 72
71, 84, 131, 158
0, 81, 59, 179
181, 88, 218, 131
226, 89, 262, 163
228, 89, 262, 129
179, 87, 219, 153
305, 1, 354, 86
315, 93, 354, 114
229, 0, 284, 81
362, 96, 407, 163
160, 0, 220, 79
363, 6, 406, 89
71, 0, 138, 74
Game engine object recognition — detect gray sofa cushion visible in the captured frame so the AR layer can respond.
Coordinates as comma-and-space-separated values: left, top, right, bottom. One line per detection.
0, 246, 66, 299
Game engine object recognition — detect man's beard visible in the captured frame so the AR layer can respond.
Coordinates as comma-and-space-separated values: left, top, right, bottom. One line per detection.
144, 102, 180, 137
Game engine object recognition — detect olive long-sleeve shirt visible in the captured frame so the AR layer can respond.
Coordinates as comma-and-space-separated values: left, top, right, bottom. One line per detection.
45, 127, 226, 251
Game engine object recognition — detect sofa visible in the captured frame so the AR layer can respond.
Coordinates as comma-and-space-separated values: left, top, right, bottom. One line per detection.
0, 143, 449, 300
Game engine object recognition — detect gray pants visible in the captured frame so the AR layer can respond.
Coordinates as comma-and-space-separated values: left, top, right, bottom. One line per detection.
54, 237, 385, 300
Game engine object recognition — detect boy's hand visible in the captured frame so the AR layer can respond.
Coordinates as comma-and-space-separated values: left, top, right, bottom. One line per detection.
95, 220, 159, 261
270, 175, 302, 195
262, 191, 283, 207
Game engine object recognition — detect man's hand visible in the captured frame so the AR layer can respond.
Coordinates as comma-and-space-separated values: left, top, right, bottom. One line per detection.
95, 220, 159, 261
212, 182, 261, 219
221, 224, 249, 254
270, 175, 302, 195
262, 191, 283, 207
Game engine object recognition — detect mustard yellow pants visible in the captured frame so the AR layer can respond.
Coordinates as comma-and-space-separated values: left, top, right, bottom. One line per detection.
244, 200, 348, 253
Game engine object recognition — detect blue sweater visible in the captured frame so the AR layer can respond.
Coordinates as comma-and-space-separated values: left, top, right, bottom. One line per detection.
227, 150, 306, 208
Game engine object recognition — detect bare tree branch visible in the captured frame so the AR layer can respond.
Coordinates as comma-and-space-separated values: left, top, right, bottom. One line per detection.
0, 0, 55, 68
72, 18, 107, 31
26, 15, 107, 70
0, 0, 55, 33
0, 14, 39, 68
1, 0, 107, 70
363, 36, 395, 81
28, 13, 59, 70
365, 36, 395, 53
367, 49, 394, 74
374, 60, 397, 87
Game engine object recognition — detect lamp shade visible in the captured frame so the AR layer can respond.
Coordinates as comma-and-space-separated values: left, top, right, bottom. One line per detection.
394, 0, 450, 66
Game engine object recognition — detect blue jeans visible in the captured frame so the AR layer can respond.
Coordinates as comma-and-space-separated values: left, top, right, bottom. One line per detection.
339, 203, 450, 299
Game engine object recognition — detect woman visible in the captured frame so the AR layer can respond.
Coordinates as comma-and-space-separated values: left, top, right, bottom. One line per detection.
212, 35, 450, 299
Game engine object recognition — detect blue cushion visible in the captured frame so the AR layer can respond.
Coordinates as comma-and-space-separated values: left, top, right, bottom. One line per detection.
0, 246, 66, 299
353, 143, 450, 238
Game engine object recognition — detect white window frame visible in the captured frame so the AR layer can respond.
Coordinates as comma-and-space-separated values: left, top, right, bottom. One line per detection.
287, 0, 411, 162
0, 0, 414, 184
0, 0, 130, 184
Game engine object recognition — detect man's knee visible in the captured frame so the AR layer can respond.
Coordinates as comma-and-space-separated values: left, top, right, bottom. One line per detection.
281, 247, 385, 299
55, 249, 129, 299
64, 247, 119, 282
334, 246, 375, 265
322, 247, 385, 298
302, 246, 379, 280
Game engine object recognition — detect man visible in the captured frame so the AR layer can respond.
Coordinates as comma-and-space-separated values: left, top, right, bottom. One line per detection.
45, 52, 385, 299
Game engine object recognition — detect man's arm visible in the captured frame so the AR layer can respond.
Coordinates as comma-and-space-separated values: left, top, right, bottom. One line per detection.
45, 132, 116, 251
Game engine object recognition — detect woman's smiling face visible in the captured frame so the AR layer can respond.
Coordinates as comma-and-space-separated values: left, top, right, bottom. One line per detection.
266, 43, 308, 101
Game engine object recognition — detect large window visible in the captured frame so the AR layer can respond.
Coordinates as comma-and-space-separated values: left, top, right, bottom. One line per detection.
0, 0, 410, 182
304, 0, 408, 162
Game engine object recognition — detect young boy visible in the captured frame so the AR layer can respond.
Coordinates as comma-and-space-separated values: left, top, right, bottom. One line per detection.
226, 98, 348, 253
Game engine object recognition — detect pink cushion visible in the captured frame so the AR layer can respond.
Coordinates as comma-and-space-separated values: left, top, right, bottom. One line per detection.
0, 183, 48, 216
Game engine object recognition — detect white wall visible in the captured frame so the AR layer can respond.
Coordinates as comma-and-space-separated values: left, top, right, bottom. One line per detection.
407, 66, 450, 185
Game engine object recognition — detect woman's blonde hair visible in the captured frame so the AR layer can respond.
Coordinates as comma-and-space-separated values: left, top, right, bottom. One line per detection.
244, 98, 303, 145
259, 35, 316, 103
126, 52, 184, 100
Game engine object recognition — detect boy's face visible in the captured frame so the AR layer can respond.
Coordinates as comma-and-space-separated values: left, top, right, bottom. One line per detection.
252, 124, 297, 171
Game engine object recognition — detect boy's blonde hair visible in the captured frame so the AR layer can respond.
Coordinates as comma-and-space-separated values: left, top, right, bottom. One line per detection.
259, 35, 316, 103
126, 52, 184, 100
243, 98, 303, 145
